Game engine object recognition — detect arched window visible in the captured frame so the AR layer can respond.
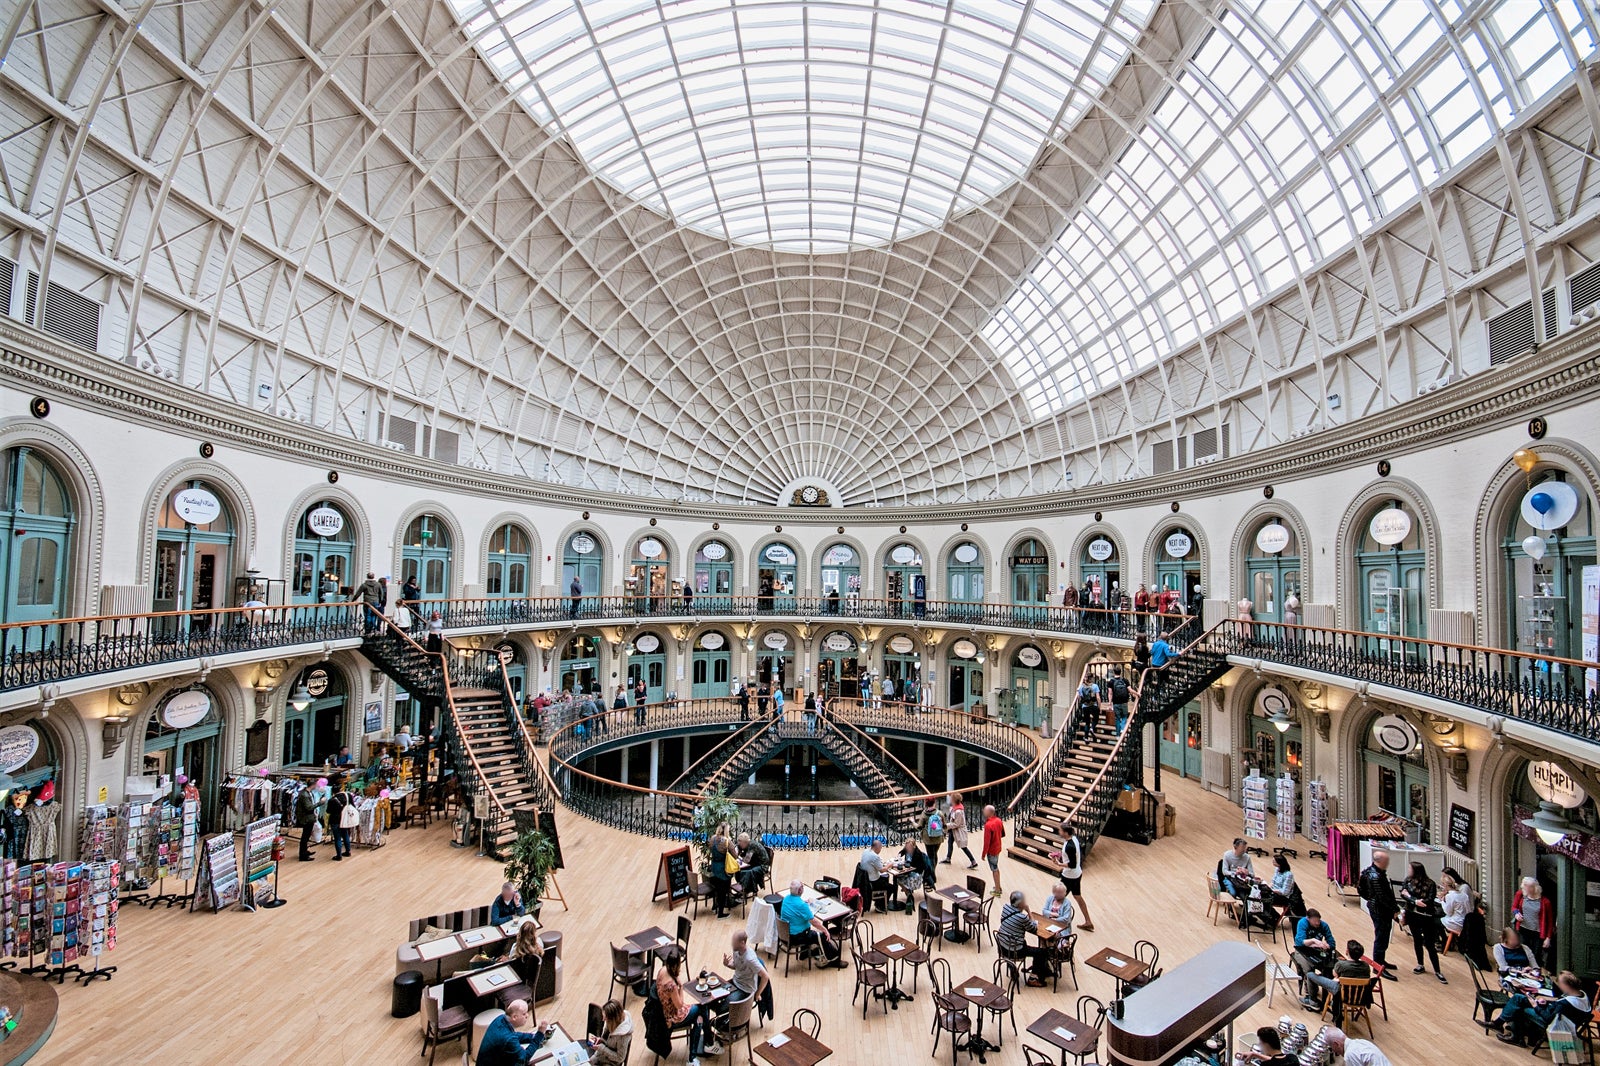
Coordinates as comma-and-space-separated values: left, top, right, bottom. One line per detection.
492, 640, 527, 703
1501, 472, 1595, 660
154, 480, 235, 633
694, 541, 734, 609
486, 524, 531, 598
946, 542, 985, 610
691, 630, 732, 699
293, 501, 355, 604
559, 634, 600, 696
946, 637, 985, 713
401, 515, 452, 598
562, 531, 603, 615
1244, 518, 1301, 624
144, 686, 223, 833
1009, 538, 1049, 617
819, 544, 860, 609
629, 536, 671, 612
1007, 643, 1049, 728
1361, 713, 1429, 842
818, 630, 860, 699
0, 448, 73, 624
281, 665, 348, 767
883, 544, 924, 618
756, 541, 797, 611
1153, 526, 1201, 610
627, 632, 667, 703
1354, 501, 1425, 639
1079, 535, 1119, 601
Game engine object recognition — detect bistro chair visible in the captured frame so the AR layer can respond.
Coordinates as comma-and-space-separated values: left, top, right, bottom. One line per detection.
775, 921, 812, 977
608, 943, 650, 1004
1324, 975, 1375, 1038
1071, 995, 1108, 1065
853, 917, 889, 968
900, 917, 935, 993
791, 1008, 821, 1039
986, 958, 1021, 1046
1206, 874, 1241, 925
1368, 969, 1389, 1021
966, 875, 989, 897
921, 892, 956, 946
927, 957, 971, 1065
585, 1002, 605, 1043
851, 921, 890, 1017
1049, 931, 1080, 992
419, 987, 471, 1066
1022, 1048, 1059, 1066
965, 895, 996, 951
713, 993, 756, 1062
1129, 940, 1161, 989
687, 868, 716, 920
495, 952, 541, 1014
675, 914, 693, 970
1470, 965, 1509, 1031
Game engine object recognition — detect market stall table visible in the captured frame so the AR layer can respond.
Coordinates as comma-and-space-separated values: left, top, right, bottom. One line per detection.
873, 933, 918, 1008
1085, 946, 1147, 999
1027, 1007, 1100, 1066
754, 1026, 833, 1066
949, 974, 1007, 1063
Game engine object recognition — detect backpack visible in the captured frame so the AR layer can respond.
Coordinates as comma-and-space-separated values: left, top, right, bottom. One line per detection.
928, 811, 943, 837
1107, 676, 1130, 703
1078, 687, 1099, 712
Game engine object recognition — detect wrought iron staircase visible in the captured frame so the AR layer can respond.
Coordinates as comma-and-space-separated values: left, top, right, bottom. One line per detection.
660, 723, 795, 829
813, 723, 921, 832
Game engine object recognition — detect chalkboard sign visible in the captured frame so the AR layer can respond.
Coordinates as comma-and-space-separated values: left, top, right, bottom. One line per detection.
653, 846, 692, 909
538, 809, 564, 871
1448, 803, 1475, 856
244, 720, 271, 766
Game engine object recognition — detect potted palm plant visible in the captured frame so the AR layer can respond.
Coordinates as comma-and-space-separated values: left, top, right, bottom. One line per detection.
502, 827, 557, 919
692, 789, 740, 869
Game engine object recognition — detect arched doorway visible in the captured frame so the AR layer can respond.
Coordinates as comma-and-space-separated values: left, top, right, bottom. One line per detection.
691, 631, 732, 699
883, 543, 925, 618
1501, 473, 1595, 663
558, 634, 601, 697
1159, 701, 1205, 780
1361, 712, 1430, 841
694, 541, 735, 611
486, 523, 531, 601
562, 530, 604, 615
1154, 526, 1202, 610
755, 630, 793, 696
401, 514, 452, 602
292, 500, 355, 606
1009, 538, 1049, 623
946, 541, 985, 620
492, 640, 527, 704
757, 541, 797, 612
946, 638, 985, 714
281, 664, 348, 767
153, 480, 236, 634
1241, 686, 1302, 826
882, 633, 921, 703
143, 686, 224, 832
1508, 759, 1600, 972
819, 543, 860, 611
627, 632, 667, 704
1008, 643, 1050, 729
1079, 535, 1120, 604
0, 448, 73, 625
1355, 500, 1426, 641
1245, 518, 1301, 624
817, 630, 860, 700
628, 536, 670, 613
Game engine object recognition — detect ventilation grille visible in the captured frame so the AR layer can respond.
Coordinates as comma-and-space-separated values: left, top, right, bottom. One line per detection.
21, 273, 100, 352
1571, 263, 1600, 314
380, 414, 458, 463
1488, 290, 1555, 365
1150, 423, 1230, 474
381, 413, 417, 451
1543, 287, 1558, 341
431, 428, 460, 463
0, 260, 12, 317
1151, 440, 1174, 475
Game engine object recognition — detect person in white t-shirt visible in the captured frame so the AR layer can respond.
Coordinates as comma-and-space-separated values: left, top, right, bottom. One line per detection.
1323, 1028, 1391, 1066
1050, 823, 1095, 931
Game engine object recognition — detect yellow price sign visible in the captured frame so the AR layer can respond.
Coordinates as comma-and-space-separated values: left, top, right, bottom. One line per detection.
97, 786, 108, 803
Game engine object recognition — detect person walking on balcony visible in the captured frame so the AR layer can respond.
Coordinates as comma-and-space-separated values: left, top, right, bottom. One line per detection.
425, 610, 443, 654
771, 684, 784, 721
633, 678, 648, 725
400, 574, 421, 626
802, 691, 817, 735
737, 682, 750, 721
568, 575, 582, 618
756, 682, 770, 717
1062, 583, 1079, 628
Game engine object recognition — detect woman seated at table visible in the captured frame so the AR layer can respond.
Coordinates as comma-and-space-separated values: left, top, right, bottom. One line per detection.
1268, 854, 1305, 919
655, 949, 720, 1064
1041, 882, 1075, 925
586, 999, 634, 1066
1495, 925, 1538, 973
893, 838, 937, 911
1236, 1026, 1298, 1066
1491, 969, 1591, 1047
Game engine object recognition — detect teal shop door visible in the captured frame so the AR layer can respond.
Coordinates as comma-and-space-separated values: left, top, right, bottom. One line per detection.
694, 542, 734, 611
1009, 645, 1049, 728
1010, 539, 1049, 625
1245, 558, 1301, 624
627, 653, 666, 704
948, 660, 984, 713
6, 530, 65, 624
691, 646, 731, 698
1359, 552, 1425, 638
1159, 702, 1204, 778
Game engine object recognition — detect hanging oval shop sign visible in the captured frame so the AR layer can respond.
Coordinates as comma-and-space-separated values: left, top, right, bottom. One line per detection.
0, 726, 39, 773
634, 633, 661, 654
888, 635, 915, 655
306, 506, 345, 538
1255, 523, 1291, 556
699, 632, 725, 650
953, 543, 980, 564
161, 689, 212, 730
763, 544, 795, 565
636, 538, 664, 559
1368, 508, 1412, 546
171, 487, 222, 526
823, 545, 856, 565
494, 641, 517, 665
1528, 760, 1588, 809
1254, 685, 1293, 719
1371, 714, 1421, 756
823, 632, 855, 652
1017, 646, 1044, 668
304, 667, 331, 698
762, 631, 790, 650
890, 545, 918, 565
569, 534, 597, 555
1164, 532, 1193, 559
952, 639, 978, 659
1087, 538, 1115, 562
700, 541, 727, 561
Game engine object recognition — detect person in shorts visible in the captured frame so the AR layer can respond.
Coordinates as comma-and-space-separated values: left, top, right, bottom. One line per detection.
982, 804, 1005, 896
1051, 822, 1095, 930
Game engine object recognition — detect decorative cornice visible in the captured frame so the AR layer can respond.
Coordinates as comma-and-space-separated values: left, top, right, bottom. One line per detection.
1, 315, 1598, 523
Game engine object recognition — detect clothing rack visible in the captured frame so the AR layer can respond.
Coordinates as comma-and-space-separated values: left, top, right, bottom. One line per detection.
1323, 820, 1408, 892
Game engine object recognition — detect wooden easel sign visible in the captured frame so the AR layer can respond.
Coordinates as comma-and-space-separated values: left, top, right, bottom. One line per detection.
653, 846, 692, 909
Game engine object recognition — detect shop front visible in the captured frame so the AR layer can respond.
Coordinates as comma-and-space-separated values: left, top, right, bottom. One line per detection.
1010, 539, 1049, 624
755, 630, 793, 695
1154, 527, 1202, 611
883, 633, 921, 702
152, 481, 236, 634
559, 634, 601, 696
401, 513, 452, 603
0, 448, 73, 627
817, 630, 860, 699
883, 543, 925, 618
628, 536, 670, 612
819, 543, 860, 610
1355, 501, 1426, 641
1242, 685, 1301, 826
292, 500, 355, 606
694, 541, 735, 611
1008, 643, 1050, 729
1244, 518, 1300, 624
946, 638, 985, 714
486, 523, 532, 600
1509, 759, 1600, 973
1361, 711, 1430, 840
756, 541, 797, 612
562, 531, 604, 615
1159, 700, 1204, 779
946, 541, 985, 620
142, 686, 223, 832
281, 664, 347, 767
626, 632, 667, 703
493, 640, 527, 703
691, 630, 732, 698
1500, 473, 1595, 667
1079, 535, 1120, 604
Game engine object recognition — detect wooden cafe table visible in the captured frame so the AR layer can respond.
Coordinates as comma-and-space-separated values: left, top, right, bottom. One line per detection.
873, 932, 919, 1008
754, 1026, 832, 1066
1027, 1007, 1099, 1066
949, 973, 1006, 1063
1085, 945, 1147, 999
936, 884, 980, 942
1031, 911, 1070, 943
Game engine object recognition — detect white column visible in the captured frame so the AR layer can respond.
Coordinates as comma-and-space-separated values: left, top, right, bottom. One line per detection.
946, 746, 956, 792
620, 746, 631, 787
979, 756, 987, 782
649, 739, 660, 790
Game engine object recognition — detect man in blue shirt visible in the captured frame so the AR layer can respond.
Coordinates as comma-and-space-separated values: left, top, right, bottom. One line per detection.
490, 881, 526, 926
777, 880, 842, 967
477, 999, 549, 1066
1291, 908, 1337, 1006
1150, 634, 1176, 667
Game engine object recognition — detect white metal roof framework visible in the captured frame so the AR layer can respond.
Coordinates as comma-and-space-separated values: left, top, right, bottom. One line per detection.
0, 0, 1595, 506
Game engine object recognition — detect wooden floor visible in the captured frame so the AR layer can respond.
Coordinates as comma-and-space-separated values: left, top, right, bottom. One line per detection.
37, 775, 1502, 1065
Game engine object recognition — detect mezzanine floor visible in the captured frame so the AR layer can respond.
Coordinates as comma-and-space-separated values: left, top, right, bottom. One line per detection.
38, 775, 1495, 1065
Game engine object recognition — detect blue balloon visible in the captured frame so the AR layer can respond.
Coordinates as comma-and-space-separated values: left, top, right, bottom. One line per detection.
1531, 491, 1556, 514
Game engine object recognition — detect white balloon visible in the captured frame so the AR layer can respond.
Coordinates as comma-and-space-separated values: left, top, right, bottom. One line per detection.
1522, 534, 1548, 561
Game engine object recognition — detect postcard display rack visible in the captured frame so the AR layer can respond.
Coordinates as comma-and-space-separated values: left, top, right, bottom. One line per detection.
0, 859, 120, 984
1242, 771, 1269, 841
241, 815, 283, 910
80, 799, 198, 908
1275, 773, 1298, 840
1306, 779, 1330, 847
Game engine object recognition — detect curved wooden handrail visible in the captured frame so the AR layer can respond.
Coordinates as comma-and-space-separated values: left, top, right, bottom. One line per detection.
0, 600, 360, 632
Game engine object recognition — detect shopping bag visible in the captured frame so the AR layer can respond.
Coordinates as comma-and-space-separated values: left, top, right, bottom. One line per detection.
1547, 1015, 1581, 1064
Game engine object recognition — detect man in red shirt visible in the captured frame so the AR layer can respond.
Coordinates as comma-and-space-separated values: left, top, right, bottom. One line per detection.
981, 804, 1005, 896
